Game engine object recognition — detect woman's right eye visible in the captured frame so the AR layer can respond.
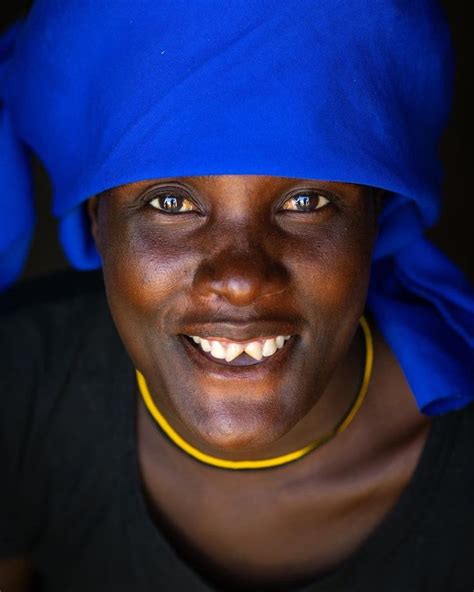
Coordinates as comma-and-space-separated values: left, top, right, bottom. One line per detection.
148, 193, 197, 214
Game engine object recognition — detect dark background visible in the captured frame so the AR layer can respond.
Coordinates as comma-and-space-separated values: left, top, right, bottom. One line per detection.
2, 1, 473, 281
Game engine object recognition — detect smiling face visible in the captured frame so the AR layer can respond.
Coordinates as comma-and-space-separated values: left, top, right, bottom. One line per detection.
88, 175, 378, 457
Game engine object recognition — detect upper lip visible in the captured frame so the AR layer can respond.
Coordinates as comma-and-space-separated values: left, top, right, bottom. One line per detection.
178, 321, 301, 342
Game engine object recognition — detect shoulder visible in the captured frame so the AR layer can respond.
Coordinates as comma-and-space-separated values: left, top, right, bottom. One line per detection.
0, 269, 114, 442
440, 401, 474, 472
0, 268, 106, 323
0, 267, 127, 470
0, 269, 108, 363
0, 271, 125, 560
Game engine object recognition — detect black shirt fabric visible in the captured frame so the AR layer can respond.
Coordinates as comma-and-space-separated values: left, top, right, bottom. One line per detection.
0, 270, 473, 592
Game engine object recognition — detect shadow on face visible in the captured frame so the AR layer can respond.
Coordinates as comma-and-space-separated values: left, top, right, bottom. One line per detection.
87, 175, 379, 456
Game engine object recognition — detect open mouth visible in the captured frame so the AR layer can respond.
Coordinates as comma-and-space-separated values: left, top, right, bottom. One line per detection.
181, 334, 294, 367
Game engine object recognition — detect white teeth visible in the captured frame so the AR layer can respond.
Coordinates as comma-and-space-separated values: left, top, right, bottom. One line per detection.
225, 343, 245, 362
262, 338, 277, 357
244, 341, 263, 361
200, 338, 211, 352
188, 335, 291, 362
210, 340, 226, 359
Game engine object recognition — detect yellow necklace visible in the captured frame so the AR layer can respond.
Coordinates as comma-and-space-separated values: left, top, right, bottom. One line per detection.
136, 316, 373, 470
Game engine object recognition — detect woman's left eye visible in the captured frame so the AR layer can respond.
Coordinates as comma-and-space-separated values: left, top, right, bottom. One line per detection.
148, 193, 196, 214
281, 192, 330, 212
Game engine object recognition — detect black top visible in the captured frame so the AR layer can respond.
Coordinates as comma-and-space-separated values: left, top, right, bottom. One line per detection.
1, 271, 473, 592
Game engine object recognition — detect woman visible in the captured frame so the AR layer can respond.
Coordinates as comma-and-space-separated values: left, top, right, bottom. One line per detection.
0, 1, 473, 591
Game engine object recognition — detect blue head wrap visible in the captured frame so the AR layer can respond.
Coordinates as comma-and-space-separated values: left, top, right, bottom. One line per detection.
0, 1, 472, 414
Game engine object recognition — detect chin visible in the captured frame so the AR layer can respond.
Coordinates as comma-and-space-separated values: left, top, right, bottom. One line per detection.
173, 388, 307, 455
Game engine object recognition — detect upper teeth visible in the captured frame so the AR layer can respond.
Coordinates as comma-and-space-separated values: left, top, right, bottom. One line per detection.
190, 335, 291, 362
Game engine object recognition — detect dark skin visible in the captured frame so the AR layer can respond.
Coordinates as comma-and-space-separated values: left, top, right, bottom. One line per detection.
85, 175, 430, 590
90, 175, 378, 457
0, 176, 431, 591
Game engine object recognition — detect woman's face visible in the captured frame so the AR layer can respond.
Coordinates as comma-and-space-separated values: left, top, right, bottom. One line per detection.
89, 175, 378, 456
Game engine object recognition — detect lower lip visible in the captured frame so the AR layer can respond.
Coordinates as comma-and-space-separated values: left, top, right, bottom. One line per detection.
179, 335, 297, 378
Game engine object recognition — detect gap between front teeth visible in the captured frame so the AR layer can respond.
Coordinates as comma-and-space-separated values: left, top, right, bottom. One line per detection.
190, 335, 291, 362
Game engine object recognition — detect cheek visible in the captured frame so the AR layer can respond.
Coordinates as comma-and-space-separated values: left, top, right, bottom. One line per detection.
289, 214, 376, 315
285, 213, 376, 381
99, 212, 197, 318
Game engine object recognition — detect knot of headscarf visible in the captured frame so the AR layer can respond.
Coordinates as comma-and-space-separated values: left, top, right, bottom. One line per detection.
0, 0, 472, 414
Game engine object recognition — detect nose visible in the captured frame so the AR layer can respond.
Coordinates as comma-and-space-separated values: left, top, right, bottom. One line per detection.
193, 247, 289, 307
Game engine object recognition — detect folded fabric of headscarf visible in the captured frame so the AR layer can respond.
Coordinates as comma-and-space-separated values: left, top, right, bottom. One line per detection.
0, 0, 472, 413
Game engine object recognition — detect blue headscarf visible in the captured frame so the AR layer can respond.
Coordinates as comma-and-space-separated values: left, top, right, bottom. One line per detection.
0, 1, 472, 414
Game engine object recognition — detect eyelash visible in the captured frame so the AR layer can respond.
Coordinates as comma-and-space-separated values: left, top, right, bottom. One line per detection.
145, 190, 333, 216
